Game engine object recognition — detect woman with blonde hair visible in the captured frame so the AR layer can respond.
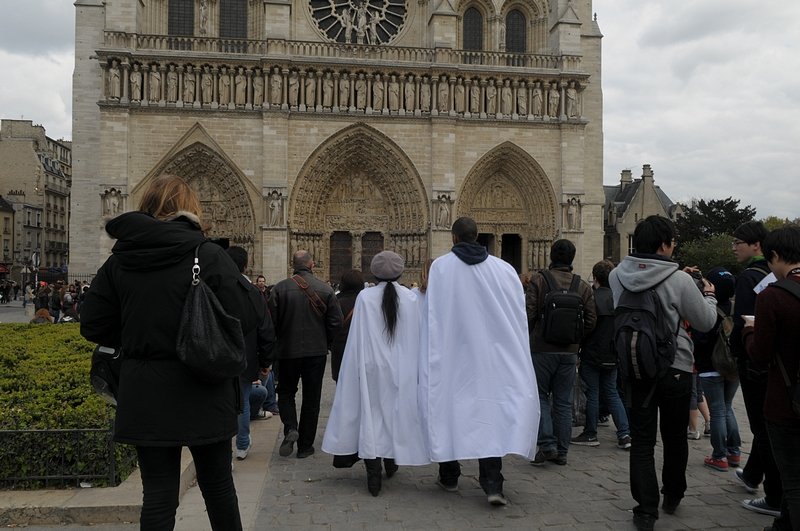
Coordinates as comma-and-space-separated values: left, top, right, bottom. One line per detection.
81, 174, 263, 530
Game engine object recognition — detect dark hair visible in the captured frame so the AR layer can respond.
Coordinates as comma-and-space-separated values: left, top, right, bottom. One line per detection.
381, 281, 399, 342
452, 217, 478, 243
226, 246, 248, 273
733, 221, 768, 245
592, 260, 615, 287
256, 275, 266, 282
763, 224, 800, 265
550, 239, 576, 266
633, 215, 676, 254
340, 269, 364, 293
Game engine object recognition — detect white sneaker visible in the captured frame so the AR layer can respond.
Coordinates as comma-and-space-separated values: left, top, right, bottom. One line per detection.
235, 444, 251, 460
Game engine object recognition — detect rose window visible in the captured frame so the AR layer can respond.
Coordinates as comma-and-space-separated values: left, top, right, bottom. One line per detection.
308, 0, 408, 45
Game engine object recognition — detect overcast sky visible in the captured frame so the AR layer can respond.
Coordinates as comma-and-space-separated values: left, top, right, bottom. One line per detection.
0, 0, 798, 219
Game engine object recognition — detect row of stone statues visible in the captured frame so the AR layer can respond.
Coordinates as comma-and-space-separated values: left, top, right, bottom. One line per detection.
104, 59, 583, 119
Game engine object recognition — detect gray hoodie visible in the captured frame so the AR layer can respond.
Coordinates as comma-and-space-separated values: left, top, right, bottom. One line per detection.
609, 254, 718, 373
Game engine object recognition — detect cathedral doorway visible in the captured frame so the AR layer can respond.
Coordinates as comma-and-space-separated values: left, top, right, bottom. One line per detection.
501, 233, 522, 272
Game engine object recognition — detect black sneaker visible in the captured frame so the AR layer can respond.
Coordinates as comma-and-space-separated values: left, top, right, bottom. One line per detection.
531, 449, 558, 466
571, 432, 600, 447
633, 513, 655, 531
662, 495, 680, 514
279, 429, 299, 457
487, 492, 508, 506
436, 478, 458, 492
296, 447, 315, 459
550, 454, 567, 466
617, 435, 632, 450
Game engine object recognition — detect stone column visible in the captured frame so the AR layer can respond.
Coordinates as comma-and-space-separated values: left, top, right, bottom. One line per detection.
315, 71, 323, 111
511, 80, 519, 120
142, 64, 150, 105
176, 65, 184, 107
211, 67, 219, 109
349, 73, 356, 111
281, 68, 289, 110
365, 73, 373, 114
479, 79, 487, 118
352, 232, 363, 270
245, 68, 253, 109
559, 81, 567, 120
194, 66, 201, 108
121, 62, 130, 103
299, 70, 306, 111
332, 72, 340, 112
448, 76, 457, 116
159, 64, 167, 106
431, 76, 439, 116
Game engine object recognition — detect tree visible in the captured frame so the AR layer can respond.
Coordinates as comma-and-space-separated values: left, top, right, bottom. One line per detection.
761, 215, 794, 231
675, 234, 742, 275
675, 197, 757, 244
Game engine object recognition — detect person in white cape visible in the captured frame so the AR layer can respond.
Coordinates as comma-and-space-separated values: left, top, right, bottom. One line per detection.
322, 251, 430, 496
421, 216, 539, 506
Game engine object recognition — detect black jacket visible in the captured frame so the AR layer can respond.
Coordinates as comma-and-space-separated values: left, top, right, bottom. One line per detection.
268, 268, 343, 359
241, 280, 277, 382
80, 212, 263, 446
731, 258, 770, 362
330, 288, 360, 381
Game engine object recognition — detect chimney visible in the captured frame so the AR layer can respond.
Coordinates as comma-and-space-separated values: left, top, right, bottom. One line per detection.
642, 164, 654, 183
620, 169, 632, 190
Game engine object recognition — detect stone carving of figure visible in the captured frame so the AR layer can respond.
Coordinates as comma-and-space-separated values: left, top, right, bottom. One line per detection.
305, 74, 316, 107
437, 195, 450, 228
219, 67, 231, 104
566, 81, 578, 118
108, 60, 120, 100
438, 77, 448, 112
104, 189, 121, 216
342, 8, 353, 43
235, 68, 246, 105
548, 82, 560, 118
339, 75, 350, 107
149, 67, 162, 101
322, 72, 334, 107
404, 75, 415, 110
369, 10, 380, 44
499, 22, 506, 49
566, 197, 580, 229
253, 71, 264, 105
454, 80, 465, 113
388, 76, 399, 111
500, 79, 512, 115
517, 83, 527, 115
469, 82, 480, 114
356, 4, 368, 42
420, 77, 431, 111
532, 81, 543, 116
269, 191, 282, 227
270, 68, 282, 105
486, 82, 497, 114
288, 71, 299, 106
130, 63, 142, 101
355, 74, 367, 109
201, 66, 213, 104
372, 74, 384, 109
199, 0, 208, 35
166, 64, 178, 102
183, 70, 196, 102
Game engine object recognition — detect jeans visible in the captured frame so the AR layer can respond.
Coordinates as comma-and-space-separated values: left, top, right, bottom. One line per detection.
236, 378, 253, 451
739, 359, 783, 507
533, 352, 578, 456
249, 383, 267, 418
262, 371, 278, 412
629, 368, 692, 520
136, 441, 242, 531
580, 363, 630, 439
767, 422, 800, 531
277, 355, 327, 452
700, 375, 741, 460
439, 458, 504, 495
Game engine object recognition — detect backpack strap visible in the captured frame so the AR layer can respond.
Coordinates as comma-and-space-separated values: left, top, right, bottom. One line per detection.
772, 278, 800, 302
568, 274, 581, 293
746, 263, 771, 278
291, 274, 327, 318
540, 269, 557, 293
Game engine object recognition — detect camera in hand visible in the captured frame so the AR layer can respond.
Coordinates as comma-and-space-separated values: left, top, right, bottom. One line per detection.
689, 270, 705, 292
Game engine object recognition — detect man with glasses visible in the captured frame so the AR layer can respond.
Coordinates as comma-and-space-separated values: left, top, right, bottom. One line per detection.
729, 221, 785, 521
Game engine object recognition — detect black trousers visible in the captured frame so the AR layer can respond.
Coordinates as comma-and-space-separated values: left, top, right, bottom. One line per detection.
277, 355, 327, 451
438, 457, 504, 495
739, 360, 784, 508
628, 368, 692, 520
136, 441, 241, 531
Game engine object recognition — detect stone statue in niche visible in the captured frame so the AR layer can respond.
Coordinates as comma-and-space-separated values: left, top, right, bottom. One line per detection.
485, 81, 497, 114
404, 75, 415, 110
288, 71, 299, 106
420, 77, 431, 111
517, 82, 527, 115
201, 66, 213, 104
107, 59, 120, 100
356, 4, 369, 43
355, 74, 367, 109
219, 67, 231, 104
253, 71, 264, 105
372, 74, 384, 109
149, 66, 161, 101
500, 79, 512, 115
342, 8, 354, 44
183, 69, 196, 102
235, 67, 246, 105
532, 81, 543, 116
166, 64, 178, 102
436, 194, 451, 228
199, 0, 209, 35
388, 75, 399, 111
270, 68, 283, 105
305, 73, 316, 107
103, 188, 122, 216
566, 81, 578, 118
130, 63, 142, 101
368, 10, 380, 44
548, 82, 559, 118
322, 72, 334, 107
454, 79, 465, 113
566, 197, 581, 230
469, 82, 480, 114
339, 75, 350, 107
268, 190, 283, 227
437, 77, 448, 112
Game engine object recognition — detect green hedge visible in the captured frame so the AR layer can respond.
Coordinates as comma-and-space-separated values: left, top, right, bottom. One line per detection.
0, 323, 136, 489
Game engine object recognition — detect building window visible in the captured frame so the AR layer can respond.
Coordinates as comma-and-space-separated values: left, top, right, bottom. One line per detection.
220, 0, 247, 39
36, 213, 41, 227
505, 9, 526, 53
628, 235, 635, 255
463, 7, 483, 51
168, 0, 194, 37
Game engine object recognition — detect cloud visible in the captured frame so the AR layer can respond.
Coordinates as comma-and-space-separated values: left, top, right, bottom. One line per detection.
0, 0, 74, 55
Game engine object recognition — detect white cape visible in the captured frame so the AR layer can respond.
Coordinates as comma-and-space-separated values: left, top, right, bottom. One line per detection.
421, 252, 539, 462
322, 282, 431, 465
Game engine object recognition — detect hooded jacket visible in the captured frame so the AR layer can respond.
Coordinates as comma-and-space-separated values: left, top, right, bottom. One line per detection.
609, 253, 718, 373
80, 212, 263, 446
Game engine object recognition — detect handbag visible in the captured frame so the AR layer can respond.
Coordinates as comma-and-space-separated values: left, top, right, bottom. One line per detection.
175, 242, 246, 381
90, 345, 122, 407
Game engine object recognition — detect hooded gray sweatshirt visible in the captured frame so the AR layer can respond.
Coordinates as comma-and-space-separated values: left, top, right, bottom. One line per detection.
609, 254, 718, 373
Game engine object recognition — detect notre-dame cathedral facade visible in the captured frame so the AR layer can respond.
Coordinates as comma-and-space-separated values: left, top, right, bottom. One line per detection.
71, 0, 603, 283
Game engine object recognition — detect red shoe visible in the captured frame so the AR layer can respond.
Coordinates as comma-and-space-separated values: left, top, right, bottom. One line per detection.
727, 454, 741, 466
704, 456, 729, 472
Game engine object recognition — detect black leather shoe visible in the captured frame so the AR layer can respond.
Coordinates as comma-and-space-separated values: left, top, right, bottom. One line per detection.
365, 458, 382, 496
633, 513, 655, 531
383, 458, 399, 478
662, 495, 680, 514
296, 447, 315, 459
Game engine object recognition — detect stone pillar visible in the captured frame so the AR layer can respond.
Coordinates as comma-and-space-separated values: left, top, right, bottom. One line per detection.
121, 62, 130, 103
281, 68, 289, 110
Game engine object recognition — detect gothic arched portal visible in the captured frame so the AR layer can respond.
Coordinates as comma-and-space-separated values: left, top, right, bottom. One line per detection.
458, 141, 557, 272
289, 123, 429, 282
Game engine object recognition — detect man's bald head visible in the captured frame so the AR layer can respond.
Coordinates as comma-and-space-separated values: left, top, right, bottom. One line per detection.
292, 250, 314, 270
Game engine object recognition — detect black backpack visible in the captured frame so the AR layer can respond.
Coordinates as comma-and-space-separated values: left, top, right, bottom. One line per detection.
540, 270, 585, 345
614, 272, 678, 381
580, 287, 616, 368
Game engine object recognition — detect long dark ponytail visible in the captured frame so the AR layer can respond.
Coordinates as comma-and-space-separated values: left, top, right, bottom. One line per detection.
381, 281, 399, 342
